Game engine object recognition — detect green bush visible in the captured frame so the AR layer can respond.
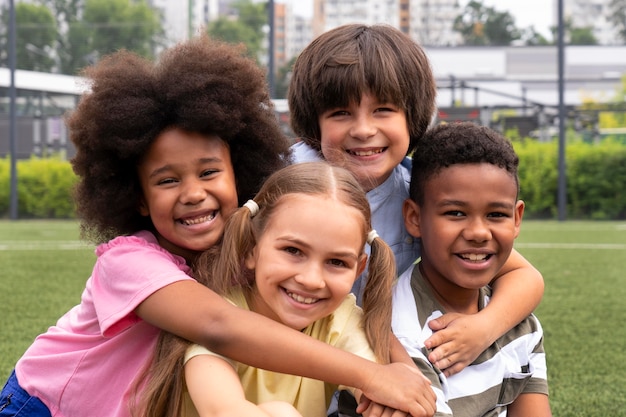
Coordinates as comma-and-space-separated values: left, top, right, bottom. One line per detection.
513, 139, 626, 220
0, 158, 9, 216
566, 140, 626, 219
0, 156, 77, 219
515, 140, 560, 218
1, 141, 625, 219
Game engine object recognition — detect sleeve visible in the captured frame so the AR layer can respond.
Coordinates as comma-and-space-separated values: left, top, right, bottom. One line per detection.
184, 294, 240, 367
326, 296, 376, 395
184, 344, 236, 369
523, 316, 549, 396
92, 235, 195, 336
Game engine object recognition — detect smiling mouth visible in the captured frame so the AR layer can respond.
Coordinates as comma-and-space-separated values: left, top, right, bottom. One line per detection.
346, 148, 386, 157
286, 290, 319, 305
179, 211, 216, 225
458, 253, 491, 262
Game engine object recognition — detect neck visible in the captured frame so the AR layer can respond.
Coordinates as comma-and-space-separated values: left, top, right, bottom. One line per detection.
418, 263, 479, 315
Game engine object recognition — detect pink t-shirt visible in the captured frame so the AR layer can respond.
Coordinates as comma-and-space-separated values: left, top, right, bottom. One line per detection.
15, 231, 194, 417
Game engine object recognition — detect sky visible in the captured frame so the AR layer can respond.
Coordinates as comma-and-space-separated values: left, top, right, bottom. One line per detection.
288, 0, 555, 38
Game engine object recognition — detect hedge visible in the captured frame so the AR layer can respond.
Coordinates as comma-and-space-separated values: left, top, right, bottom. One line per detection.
515, 138, 626, 220
0, 156, 77, 219
1, 140, 626, 219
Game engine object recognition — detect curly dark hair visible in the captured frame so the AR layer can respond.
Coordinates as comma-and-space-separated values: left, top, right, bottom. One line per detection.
67, 35, 292, 243
409, 122, 519, 205
287, 23, 436, 155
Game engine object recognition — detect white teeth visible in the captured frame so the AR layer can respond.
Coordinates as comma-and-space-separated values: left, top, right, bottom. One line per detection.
349, 149, 383, 157
180, 212, 215, 225
287, 291, 318, 305
462, 253, 488, 261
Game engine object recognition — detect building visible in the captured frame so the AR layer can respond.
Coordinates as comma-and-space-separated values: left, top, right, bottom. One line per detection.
562, 0, 622, 45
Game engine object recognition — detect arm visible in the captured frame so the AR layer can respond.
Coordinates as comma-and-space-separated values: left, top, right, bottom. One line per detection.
506, 393, 551, 417
186, 354, 275, 417
424, 249, 544, 376
390, 332, 421, 367
354, 334, 435, 417
136, 281, 430, 415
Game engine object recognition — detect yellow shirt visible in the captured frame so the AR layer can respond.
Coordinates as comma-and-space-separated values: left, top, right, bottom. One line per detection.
183, 290, 376, 417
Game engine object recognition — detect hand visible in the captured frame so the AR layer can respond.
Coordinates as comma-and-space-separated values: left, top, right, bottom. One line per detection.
360, 399, 411, 417
359, 362, 436, 417
424, 312, 494, 377
357, 396, 410, 417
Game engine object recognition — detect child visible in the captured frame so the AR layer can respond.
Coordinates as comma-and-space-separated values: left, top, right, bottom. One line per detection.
0, 36, 433, 417
136, 161, 435, 417
287, 23, 545, 376
392, 122, 551, 416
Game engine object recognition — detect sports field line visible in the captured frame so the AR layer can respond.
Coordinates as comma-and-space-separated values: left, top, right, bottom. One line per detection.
0, 241, 624, 251
0, 241, 93, 251
515, 242, 626, 250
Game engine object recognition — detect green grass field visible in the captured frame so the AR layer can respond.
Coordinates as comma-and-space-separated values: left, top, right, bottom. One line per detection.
1, 219, 625, 416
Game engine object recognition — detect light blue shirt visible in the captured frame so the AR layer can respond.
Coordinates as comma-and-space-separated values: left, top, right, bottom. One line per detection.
291, 141, 421, 305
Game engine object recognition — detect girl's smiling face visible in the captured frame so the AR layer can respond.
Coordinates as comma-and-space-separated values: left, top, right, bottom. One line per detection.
137, 127, 238, 262
318, 92, 410, 192
245, 193, 367, 330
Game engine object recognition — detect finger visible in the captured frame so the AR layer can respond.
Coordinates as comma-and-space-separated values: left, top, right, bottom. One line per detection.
407, 402, 430, 417
356, 395, 372, 414
427, 312, 463, 331
443, 361, 466, 377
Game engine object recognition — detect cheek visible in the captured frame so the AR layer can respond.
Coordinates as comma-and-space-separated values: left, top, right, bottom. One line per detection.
320, 141, 346, 166
331, 276, 357, 298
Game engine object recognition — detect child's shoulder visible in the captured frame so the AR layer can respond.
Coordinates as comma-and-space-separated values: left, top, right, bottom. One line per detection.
95, 230, 157, 254
290, 141, 322, 163
95, 231, 187, 269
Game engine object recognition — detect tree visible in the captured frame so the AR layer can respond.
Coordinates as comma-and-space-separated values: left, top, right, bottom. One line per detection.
40, 0, 84, 74
550, 18, 598, 46
274, 56, 296, 99
207, 0, 267, 61
609, 0, 626, 43
522, 27, 550, 46
453, 0, 521, 46
38, 0, 164, 75
569, 26, 597, 45
0, 3, 57, 72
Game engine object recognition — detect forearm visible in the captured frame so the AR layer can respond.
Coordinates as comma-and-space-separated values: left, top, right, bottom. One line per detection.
389, 333, 415, 367
138, 280, 377, 389
486, 248, 544, 341
199, 304, 378, 388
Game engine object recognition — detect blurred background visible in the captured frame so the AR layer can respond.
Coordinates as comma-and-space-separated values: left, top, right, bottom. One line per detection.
1, 0, 625, 221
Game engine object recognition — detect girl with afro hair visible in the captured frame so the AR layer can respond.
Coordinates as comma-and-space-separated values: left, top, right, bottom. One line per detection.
0, 35, 433, 417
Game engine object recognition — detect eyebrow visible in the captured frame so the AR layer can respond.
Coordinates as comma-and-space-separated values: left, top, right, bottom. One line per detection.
438, 199, 515, 210
148, 157, 224, 179
277, 236, 360, 260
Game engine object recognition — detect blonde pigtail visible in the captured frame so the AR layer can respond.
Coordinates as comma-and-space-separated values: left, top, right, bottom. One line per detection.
360, 235, 396, 364
203, 205, 258, 295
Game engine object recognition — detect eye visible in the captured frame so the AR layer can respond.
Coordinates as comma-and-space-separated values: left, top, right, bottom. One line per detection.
328, 258, 349, 268
284, 246, 302, 256
487, 211, 510, 219
444, 210, 465, 218
200, 169, 219, 178
325, 109, 349, 118
156, 177, 177, 186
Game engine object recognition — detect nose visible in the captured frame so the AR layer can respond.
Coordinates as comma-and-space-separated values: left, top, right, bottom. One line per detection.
294, 262, 327, 290
462, 217, 492, 243
349, 114, 377, 141
180, 178, 207, 205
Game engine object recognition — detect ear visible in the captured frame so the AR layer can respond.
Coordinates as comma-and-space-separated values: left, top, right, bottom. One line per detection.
403, 198, 422, 238
513, 200, 525, 238
356, 253, 368, 277
138, 197, 149, 217
244, 246, 257, 270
